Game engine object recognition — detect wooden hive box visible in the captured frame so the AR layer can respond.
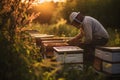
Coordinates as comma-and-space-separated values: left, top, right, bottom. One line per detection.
38, 37, 72, 47
93, 47, 120, 75
53, 46, 84, 70
33, 34, 54, 46
41, 42, 69, 58
36, 37, 67, 47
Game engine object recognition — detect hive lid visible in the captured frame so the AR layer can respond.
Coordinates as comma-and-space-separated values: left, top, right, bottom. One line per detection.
32, 34, 54, 38
42, 40, 65, 43
43, 42, 68, 47
53, 46, 83, 53
97, 47, 120, 52
40, 38, 64, 41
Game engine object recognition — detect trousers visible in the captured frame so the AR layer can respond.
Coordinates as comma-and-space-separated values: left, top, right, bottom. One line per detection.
79, 37, 109, 67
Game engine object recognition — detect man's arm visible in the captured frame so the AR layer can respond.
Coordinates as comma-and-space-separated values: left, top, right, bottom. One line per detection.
67, 28, 84, 45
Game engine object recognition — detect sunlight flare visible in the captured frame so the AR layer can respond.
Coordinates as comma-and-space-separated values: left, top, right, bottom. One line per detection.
22, 0, 66, 4
39, 0, 66, 3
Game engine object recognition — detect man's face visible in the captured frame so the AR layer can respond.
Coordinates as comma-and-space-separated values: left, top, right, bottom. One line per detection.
71, 20, 81, 29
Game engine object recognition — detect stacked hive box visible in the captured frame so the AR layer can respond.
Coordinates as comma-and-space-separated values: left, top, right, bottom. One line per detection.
27, 30, 55, 47
39, 38, 64, 47
93, 47, 120, 75
53, 46, 83, 70
25, 30, 41, 44
28, 33, 73, 58
41, 39, 69, 58
32, 34, 54, 46
39, 37, 73, 46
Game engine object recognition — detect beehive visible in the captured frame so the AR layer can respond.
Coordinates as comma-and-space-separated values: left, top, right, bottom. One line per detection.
33, 34, 54, 46
53, 46, 83, 70
93, 47, 120, 75
37, 38, 64, 47
41, 42, 68, 58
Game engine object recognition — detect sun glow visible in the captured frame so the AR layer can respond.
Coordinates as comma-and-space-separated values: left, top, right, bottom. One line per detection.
21, 0, 67, 4
22, 0, 66, 4
39, 0, 66, 3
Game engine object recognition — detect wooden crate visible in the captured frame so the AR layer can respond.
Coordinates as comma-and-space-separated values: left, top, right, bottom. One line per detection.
95, 47, 120, 62
53, 46, 83, 63
53, 46, 84, 70
39, 37, 72, 46
33, 34, 54, 46
42, 42, 68, 51
36, 37, 67, 46
94, 47, 120, 75
42, 42, 69, 57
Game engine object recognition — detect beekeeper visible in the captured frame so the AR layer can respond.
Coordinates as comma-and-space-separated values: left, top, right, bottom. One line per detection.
67, 12, 109, 65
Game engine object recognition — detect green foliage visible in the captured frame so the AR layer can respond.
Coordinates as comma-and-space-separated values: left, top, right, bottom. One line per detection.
0, 1, 72, 80
0, 29, 40, 80
56, 66, 105, 80
30, 23, 79, 37
107, 28, 120, 46
0, 0, 42, 80
31, 58, 61, 80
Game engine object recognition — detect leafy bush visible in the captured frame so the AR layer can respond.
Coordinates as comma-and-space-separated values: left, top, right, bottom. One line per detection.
0, 0, 42, 80
56, 66, 105, 80
30, 23, 79, 37
107, 28, 120, 46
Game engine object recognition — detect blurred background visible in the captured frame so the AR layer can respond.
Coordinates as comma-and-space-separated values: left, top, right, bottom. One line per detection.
28, 0, 120, 28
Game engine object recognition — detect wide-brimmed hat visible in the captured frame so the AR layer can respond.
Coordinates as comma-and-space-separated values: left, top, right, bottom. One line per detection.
69, 12, 80, 23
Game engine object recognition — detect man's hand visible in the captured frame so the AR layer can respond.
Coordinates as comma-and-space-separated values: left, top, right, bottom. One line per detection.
67, 38, 82, 46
